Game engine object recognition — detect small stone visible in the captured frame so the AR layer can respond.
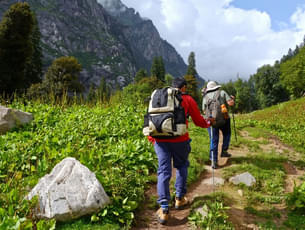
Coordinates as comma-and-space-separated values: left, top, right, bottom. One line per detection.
238, 189, 243, 197
229, 172, 256, 187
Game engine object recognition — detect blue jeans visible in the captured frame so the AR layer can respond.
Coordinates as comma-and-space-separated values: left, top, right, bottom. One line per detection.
208, 118, 231, 163
154, 140, 191, 205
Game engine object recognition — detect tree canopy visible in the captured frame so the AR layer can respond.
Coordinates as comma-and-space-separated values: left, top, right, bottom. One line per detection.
280, 46, 305, 98
0, 2, 35, 95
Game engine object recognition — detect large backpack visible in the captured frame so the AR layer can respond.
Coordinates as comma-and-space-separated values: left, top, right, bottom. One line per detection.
143, 87, 187, 138
204, 90, 226, 128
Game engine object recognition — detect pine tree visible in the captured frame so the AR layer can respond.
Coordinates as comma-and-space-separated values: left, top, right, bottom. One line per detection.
0, 2, 34, 95
186, 51, 198, 77
184, 75, 199, 102
151, 56, 165, 81
25, 12, 43, 87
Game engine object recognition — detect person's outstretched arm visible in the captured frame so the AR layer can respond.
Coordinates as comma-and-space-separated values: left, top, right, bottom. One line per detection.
183, 95, 211, 128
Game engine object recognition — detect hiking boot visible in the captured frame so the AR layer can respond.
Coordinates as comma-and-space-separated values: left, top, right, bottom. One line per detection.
156, 208, 169, 224
175, 196, 189, 209
221, 151, 231, 158
211, 161, 218, 169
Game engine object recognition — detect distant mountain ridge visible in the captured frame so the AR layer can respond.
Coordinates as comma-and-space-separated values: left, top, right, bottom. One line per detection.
0, 0, 188, 89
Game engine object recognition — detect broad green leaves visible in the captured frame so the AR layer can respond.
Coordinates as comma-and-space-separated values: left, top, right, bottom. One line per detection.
0, 101, 155, 228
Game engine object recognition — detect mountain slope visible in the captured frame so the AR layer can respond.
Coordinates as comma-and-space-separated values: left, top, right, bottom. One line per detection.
99, 0, 187, 77
0, 0, 188, 89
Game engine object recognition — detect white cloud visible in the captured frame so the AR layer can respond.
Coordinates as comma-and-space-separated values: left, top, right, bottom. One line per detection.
120, 0, 305, 82
291, 6, 305, 30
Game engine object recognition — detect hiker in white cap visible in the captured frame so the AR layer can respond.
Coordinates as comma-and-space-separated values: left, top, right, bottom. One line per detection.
202, 81, 235, 169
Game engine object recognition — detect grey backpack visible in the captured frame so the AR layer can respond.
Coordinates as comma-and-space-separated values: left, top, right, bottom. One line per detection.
143, 87, 187, 138
205, 90, 226, 128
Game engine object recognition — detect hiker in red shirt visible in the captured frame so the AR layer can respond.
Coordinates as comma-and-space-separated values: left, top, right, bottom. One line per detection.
148, 77, 212, 224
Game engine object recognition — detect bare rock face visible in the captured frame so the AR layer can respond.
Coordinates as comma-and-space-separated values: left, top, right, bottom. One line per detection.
0, 106, 33, 134
27, 157, 110, 221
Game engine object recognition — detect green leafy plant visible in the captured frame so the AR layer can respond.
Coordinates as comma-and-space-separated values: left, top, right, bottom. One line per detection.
189, 200, 234, 230
286, 182, 305, 212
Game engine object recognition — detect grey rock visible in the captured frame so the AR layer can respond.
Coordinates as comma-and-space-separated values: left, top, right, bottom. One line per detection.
229, 172, 256, 187
27, 157, 110, 221
0, 106, 33, 134
194, 204, 208, 218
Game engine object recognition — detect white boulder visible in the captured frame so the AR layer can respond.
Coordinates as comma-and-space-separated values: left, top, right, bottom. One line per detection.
27, 157, 110, 221
0, 106, 33, 134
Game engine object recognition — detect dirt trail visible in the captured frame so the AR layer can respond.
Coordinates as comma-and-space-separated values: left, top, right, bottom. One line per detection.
132, 134, 229, 230
132, 131, 304, 230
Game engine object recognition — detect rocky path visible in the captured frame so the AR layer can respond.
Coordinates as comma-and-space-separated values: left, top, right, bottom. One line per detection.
132, 131, 304, 230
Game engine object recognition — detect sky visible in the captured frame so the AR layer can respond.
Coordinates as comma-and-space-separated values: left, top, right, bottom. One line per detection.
119, 0, 305, 83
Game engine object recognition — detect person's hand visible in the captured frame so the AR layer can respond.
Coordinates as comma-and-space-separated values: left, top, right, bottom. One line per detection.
207, 117, 215, 125
228, 96, 235, 106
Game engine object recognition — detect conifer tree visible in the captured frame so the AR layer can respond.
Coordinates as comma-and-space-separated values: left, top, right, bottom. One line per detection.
25, 13, 43, 86
151, 56, 165, 81
184, 75, 199, 102
186, 51, 198, 77
0, 2, 34, 95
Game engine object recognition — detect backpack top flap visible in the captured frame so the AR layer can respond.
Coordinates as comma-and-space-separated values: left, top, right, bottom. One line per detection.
148, 87, 179, 113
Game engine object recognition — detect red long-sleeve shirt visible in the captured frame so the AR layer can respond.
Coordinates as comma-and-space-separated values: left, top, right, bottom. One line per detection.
148, 94, 210, 143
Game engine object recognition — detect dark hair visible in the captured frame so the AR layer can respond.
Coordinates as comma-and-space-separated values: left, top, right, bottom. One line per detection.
172, 77, 187, 89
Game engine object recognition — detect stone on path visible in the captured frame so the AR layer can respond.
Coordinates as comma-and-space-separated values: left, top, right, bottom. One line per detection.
27, 157, 110, 221
194, 204, 208, 218
229, 172, 256, 187
202, 177, 225, 186
0, 106, 33, 134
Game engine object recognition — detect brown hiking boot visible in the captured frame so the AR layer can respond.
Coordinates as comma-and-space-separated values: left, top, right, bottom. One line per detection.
175, 196, 189, 209
156, 208, 169, 224
221, 150, 232, 158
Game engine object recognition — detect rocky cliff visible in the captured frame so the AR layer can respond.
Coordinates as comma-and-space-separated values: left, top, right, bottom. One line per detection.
0, 0, 188, 89
99, 0, 187, 77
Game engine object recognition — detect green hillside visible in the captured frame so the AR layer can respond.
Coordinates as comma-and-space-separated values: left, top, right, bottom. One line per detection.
238, 97, 305, 155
